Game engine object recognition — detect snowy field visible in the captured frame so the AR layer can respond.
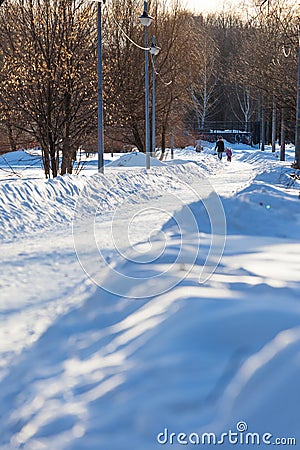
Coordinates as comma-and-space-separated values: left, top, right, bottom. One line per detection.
0, 144, 300, 449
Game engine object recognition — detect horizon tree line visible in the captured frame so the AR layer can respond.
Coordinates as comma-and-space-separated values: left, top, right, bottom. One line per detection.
0, 0, 299, 177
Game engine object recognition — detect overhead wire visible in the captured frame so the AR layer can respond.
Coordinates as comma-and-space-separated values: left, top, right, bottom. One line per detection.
150, 53, 172, 86
110, 13, 150, 51
109, 10, 172, 87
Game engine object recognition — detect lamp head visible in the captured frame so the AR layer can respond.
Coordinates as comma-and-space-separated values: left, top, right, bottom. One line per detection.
138, 10, 153, 27
150, 44, 160, 56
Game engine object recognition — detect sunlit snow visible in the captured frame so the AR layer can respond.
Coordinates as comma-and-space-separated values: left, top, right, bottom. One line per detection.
0, 144, 299, 449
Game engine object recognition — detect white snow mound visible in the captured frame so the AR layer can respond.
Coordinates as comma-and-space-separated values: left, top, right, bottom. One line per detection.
107, 151, 166, 167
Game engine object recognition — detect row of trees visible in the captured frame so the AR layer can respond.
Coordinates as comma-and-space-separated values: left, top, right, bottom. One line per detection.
0, 0, 97, 176
0, 0, 299, 177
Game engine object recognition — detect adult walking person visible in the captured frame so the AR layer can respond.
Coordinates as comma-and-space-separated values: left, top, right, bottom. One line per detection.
215, 136, 225, 160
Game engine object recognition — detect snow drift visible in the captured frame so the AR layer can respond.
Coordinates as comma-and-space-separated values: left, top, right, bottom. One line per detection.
0, 146, 300, 449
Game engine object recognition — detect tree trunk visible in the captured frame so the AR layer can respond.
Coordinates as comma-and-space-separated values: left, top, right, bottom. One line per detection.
280, 108, 285, 161
49, 142, 58, 178
271, 98, 276, 152
6, 124, 17, 152
202, 80, 207, 129
61, 92, 73, 175
42, 147, 50, 178
170, 130, 174, 159
61, 149, 73, 175
132, 123, 144, 152
261, 95, 265, 151
159, 125, 166, 161
257, 94, 261, 147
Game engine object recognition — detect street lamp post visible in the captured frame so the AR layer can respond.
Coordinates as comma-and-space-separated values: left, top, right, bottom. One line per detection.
294, 28, 300, 167
97, 0, 104, 173
258, 0, 299, 167
139, 1, 153, 170
150, 36, 160, 158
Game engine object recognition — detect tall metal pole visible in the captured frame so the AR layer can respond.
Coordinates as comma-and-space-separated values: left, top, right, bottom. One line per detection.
294, 28, 300, 167
151, 36, 156, 158
261, 94, 265, 151
97, 1, 104, 173
144, 6, 150, 170
138, 2, 153, 169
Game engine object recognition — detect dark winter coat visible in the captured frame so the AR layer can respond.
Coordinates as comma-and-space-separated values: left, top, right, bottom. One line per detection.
215, 140, 225, 153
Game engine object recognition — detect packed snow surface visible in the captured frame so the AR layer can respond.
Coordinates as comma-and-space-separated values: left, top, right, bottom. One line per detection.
0, 145, 299, 449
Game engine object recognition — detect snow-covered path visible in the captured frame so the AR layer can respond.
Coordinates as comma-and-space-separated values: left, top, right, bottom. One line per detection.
0, 149, 300, 449
0, 152, 252, 381
211, 158, 256, 196
0, 157, 219, 379
0, 231, 93, 380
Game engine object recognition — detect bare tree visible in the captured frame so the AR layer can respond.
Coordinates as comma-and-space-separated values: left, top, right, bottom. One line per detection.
189, 28, 220, 130
102, 0, 204, 154
0, 0, 97, 177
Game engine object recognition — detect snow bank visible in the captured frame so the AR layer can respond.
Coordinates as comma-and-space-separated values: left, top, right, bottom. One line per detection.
0, 150, 43, 180
107, 151, 165, 167
0, 150, 40, 164
0, 175, 85, 239
1, 238, 299, 449
222, 157, 300, 237
213, 324, 300, 440
1, 147, 297, 242
1, 147, 300, 449
0, 162, 210, 240
165, 148, 222, 175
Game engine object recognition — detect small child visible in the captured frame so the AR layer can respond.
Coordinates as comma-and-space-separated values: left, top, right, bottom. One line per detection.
226, 148, 232, 162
